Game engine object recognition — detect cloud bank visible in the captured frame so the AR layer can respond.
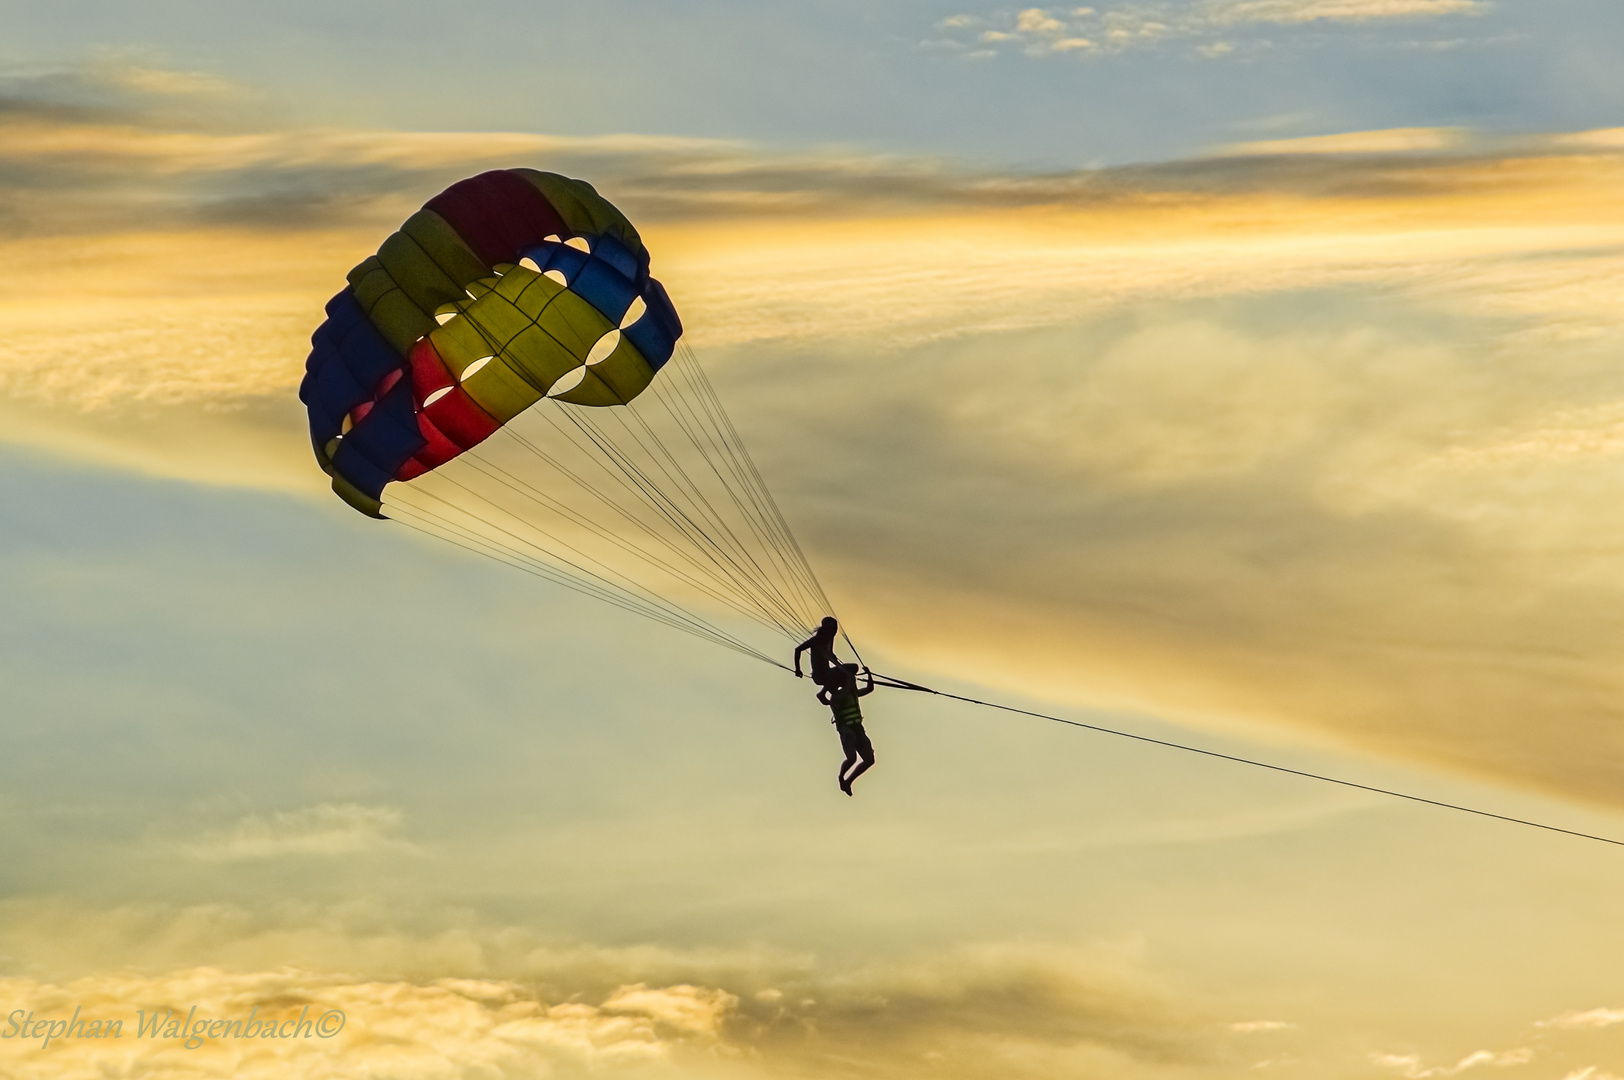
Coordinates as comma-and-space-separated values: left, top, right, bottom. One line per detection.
1, 899, 1621, 1080
0, 901, 1218, 1080
7, 64, 1624, 808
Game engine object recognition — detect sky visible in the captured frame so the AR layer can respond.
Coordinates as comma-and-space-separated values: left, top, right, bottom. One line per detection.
3, 2, 1624, 1078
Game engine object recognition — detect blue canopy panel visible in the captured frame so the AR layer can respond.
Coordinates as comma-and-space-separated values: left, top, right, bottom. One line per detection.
329, 378, 426, 502
301, 289, 404, 455
625, 277, 683, 372
520, 240, 638, 327
590, 234, 643, 284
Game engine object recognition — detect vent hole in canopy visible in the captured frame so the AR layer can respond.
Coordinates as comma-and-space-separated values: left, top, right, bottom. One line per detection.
519, 257, 541, 273
564, 236, 591, 253
544, 269, 568, 287
460, 356, 494, 380
423, 386, 454, 407
585, 329, 621, 366
548, 365, 589, 397
435, 311, 458, 325
619, 296, 646, 329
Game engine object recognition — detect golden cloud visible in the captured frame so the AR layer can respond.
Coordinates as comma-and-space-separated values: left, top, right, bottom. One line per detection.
6, 71, 1624, 805
930, 0, 1486, 58
0, 901, 1221, 1080
0, 898, 1616, 1080
1206, 0, 1488, 25
1220, 126, 1470, 155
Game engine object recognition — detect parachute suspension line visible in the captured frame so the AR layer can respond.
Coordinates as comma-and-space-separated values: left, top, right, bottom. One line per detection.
867, 673, 1624, 849
611, 400, 813, 637
498, 422, 748, 596
419, 472, 774, 654
546, 405, 800, 637
555, 396, 813, 639
659, 348, 825, 616
382, 341, 846, 670
524, 393, 771, 613
513, 407, 748, 590
571, 403, 796, 630
389, 495, 728, 647
385, 488, 788, 668
626, 386, 803, 620
654, 349, 829, 627
391, 527, 786, 670
452, 448, 797, 635
604, 372, 812, 625
672, 347, 826, 602
665, 348, 846, 661
678, 345, 835, 619
388, 482, 738, 647
838, 630, 868, 674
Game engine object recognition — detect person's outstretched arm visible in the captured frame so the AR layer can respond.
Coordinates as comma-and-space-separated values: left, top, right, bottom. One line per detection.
856, 669, 875, 697
793, 633, 817, 677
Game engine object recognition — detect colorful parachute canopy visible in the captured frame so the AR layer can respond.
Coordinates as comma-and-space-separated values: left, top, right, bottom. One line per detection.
299, 169, 682, 518
300, 170, 835, 666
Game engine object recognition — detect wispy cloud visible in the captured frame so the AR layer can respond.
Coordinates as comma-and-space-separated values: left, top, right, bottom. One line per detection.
1538, 1008, 1624, 1031
1231, 1019, 1297, 1032
1207, 0, 1487, 24
1372, 1048, 1535, 1078
163, 803, 420, 860
1219, 125, 1469, 155
927, 0, 1488, 58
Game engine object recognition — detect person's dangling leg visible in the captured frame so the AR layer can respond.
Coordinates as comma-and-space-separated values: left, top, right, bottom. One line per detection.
839, 725, 874, 794
844, 724, 870, 792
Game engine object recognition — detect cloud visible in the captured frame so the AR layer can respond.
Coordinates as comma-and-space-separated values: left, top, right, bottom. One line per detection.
1205, 0, 1488, 25
1372, 1048, 1535, 1078
0, 57, 260, 129
1538, 1008, 1624, 1031
0, 897, 1617, 1080
8, 63, 1624, 806
930, 0, 1487, 57
0, 967, 729, 1079
0, 901, 1223, 1080
1017, 8, 1067, 34
163, 804, 420, 860
1219, 126, 1469, 155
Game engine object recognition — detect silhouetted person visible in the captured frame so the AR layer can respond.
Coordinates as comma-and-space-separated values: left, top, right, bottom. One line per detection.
818, 663, 876, 795
794, 616, 841, 686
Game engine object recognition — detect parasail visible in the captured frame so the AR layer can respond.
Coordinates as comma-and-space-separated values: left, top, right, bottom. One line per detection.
300, 169, 838, 667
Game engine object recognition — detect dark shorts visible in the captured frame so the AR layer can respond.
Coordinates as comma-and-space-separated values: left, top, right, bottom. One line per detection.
838, 723, 873, 762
